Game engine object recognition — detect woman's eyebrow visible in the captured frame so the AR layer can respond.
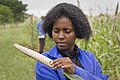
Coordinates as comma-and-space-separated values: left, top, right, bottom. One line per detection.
53, 26, 58, 28
53, 27, 59, 29
63, 27, 73, 30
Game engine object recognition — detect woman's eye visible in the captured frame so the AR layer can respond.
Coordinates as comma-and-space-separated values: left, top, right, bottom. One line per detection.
53, 29, 59, 33
65, 30, 71, 34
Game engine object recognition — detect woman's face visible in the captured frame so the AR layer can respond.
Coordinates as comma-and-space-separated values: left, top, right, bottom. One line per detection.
52, 17, 76, 51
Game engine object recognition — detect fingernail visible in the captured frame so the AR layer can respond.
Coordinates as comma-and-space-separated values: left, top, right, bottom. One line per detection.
51, 64, 54, 67
61, 66, 64, 68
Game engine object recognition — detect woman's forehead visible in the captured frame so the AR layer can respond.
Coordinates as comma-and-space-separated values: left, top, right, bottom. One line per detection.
53, 25, 73, 29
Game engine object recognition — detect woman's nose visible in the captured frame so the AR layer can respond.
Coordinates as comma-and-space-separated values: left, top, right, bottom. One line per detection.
58, 32, 65, 39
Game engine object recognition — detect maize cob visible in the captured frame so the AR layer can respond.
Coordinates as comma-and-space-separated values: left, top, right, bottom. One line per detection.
13, 43, 53, 68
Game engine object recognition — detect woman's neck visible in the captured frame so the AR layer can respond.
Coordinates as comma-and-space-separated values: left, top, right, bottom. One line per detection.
58, 44, 77, 53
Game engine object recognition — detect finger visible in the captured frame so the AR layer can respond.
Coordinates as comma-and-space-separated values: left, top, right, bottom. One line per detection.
51, 57, 73, 67
52, 58, 61, 63
62, 64, 75, 70
61, 64, 71, 68
54, 63, 63, 69
63, 64, 75, 74
52, 58, 66, 64
53, 60, 62, 67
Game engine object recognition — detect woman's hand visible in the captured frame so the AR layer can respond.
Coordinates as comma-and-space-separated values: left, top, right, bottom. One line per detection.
50, 57, 75, 74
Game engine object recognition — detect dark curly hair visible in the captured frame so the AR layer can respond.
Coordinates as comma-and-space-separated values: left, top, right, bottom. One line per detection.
43, 3, 92, 40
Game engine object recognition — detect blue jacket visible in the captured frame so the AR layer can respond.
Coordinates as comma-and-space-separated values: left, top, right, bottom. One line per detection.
36, 46, 108, 80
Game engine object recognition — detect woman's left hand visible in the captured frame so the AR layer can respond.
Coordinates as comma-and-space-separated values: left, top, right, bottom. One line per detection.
50, 57, 75, 74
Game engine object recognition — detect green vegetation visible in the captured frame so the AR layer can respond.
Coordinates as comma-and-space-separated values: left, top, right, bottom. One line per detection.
0, 0, 27, 23
76, 14, 120, 80
0, 13, 120, 80
0, 5, 13, 23
0, 19, 35, 80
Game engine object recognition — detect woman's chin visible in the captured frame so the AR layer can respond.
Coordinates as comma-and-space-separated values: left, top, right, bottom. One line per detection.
57, 45, 67, 51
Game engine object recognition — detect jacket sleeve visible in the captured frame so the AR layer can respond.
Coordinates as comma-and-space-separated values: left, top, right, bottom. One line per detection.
35, 61, 60, 80
75, 53, 108, 80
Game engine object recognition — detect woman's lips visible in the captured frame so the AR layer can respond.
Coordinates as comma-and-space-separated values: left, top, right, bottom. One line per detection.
57, 42, 67, 46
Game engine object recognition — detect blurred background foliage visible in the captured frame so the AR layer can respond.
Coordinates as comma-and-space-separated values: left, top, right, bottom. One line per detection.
0, 0, 27, 23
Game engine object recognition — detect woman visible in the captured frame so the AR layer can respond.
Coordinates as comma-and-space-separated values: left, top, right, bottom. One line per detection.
36, 3, 108, 80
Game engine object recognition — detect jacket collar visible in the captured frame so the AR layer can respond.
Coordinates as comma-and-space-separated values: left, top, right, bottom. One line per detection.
48, 45, 81, 58
48, 45, 63, 58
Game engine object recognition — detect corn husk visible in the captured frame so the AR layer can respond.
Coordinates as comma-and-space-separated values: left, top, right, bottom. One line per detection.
13, 43, 53, 68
